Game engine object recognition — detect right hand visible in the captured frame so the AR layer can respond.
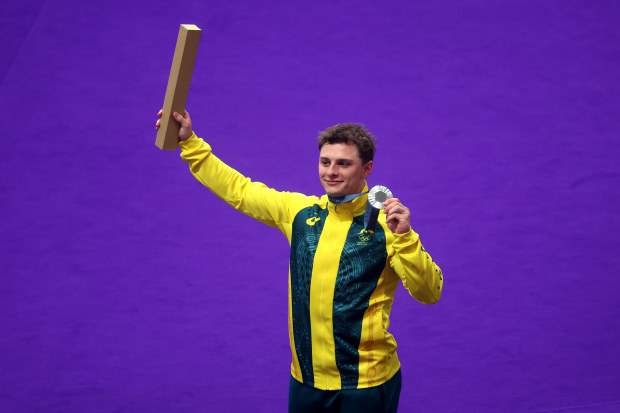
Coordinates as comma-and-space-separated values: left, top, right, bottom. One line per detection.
156, 109, 193, 141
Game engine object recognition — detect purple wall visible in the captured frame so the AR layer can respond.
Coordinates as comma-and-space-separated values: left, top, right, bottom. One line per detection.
1, 1, 619, 412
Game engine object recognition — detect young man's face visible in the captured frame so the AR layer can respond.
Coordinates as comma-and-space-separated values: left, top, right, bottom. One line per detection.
318, 142, 373, 197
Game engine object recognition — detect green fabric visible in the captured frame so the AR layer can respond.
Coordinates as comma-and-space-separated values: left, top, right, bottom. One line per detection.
332, 214, 387, 388
290, 204, 329, 385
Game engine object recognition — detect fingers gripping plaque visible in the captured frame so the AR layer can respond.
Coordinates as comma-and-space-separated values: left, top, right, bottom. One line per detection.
364, 185, 393, 230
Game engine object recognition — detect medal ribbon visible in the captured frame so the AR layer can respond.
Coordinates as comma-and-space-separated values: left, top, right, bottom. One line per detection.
327, 185, 392, 231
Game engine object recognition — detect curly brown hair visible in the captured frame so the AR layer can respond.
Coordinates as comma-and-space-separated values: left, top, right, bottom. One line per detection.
317, 123, 376, 164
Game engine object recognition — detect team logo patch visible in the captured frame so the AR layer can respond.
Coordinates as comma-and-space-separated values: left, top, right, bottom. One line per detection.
357, 228, 374, 245
306, 214, 321, 226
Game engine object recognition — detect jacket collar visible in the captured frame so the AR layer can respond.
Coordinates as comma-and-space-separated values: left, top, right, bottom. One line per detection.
326, 183, 369, 217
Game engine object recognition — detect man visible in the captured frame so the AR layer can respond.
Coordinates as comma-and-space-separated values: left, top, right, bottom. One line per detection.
156, 110, 443, 413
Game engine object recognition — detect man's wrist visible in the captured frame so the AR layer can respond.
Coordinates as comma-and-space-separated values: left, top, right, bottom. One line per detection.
177, 131, 198, 149
179, 131, 194, 142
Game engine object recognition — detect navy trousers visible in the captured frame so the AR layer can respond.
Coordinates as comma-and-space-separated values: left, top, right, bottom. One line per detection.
288, 370, 402, 413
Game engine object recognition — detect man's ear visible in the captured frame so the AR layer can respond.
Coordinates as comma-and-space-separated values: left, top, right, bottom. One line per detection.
363, 160, 373, 178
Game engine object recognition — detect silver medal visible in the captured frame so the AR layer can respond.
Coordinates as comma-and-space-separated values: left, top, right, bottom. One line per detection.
367, 185, 393, 210
364, 185, 393, 230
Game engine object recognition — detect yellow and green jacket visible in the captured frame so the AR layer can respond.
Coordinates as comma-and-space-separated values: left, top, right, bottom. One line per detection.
179, 134, 443, 390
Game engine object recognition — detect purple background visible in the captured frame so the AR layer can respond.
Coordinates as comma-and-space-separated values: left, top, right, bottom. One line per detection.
1, 1, 619, 412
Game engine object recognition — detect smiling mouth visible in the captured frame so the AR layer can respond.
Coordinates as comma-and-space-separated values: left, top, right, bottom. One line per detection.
325, 180, 342, 185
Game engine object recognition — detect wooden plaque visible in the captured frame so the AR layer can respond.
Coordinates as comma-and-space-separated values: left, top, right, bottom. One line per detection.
156, 24, 201, 150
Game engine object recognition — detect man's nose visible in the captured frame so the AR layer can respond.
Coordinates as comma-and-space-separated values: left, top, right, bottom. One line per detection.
327, 164, 338, 175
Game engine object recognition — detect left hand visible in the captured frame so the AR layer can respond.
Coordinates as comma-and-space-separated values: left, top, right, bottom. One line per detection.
384, 198, 411, 234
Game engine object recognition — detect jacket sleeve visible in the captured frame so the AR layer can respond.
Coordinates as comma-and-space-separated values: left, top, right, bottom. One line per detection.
388, 229, 443, 304
178, 133, 310, 229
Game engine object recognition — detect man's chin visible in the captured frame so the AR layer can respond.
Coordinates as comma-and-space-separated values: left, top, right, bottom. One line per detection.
324, 186, 345, 197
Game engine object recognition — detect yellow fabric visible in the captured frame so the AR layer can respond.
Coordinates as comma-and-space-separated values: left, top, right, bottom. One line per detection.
308, 206, 360, 390
178, 133, 443, 390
